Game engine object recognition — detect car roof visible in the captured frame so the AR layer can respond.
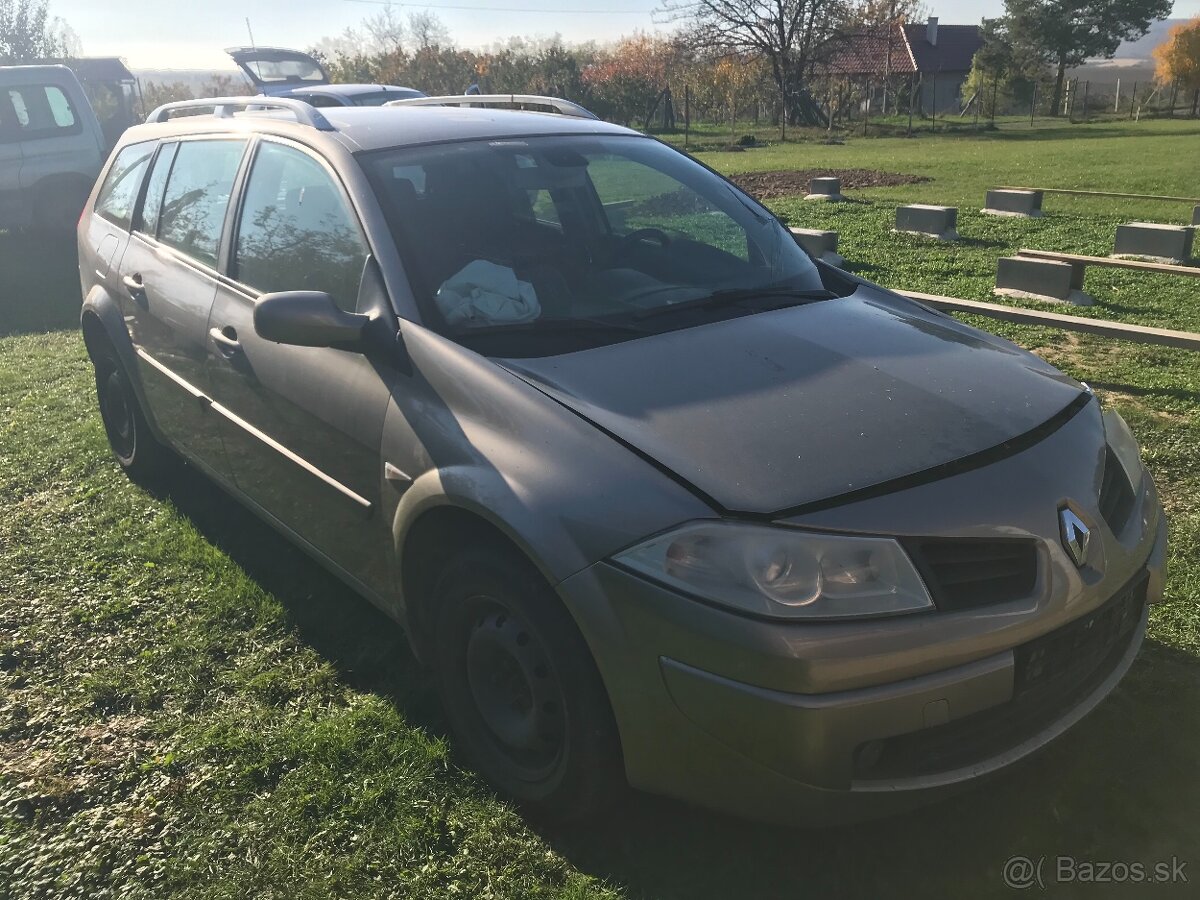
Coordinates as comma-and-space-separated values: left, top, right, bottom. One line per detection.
124, 104, 640, 153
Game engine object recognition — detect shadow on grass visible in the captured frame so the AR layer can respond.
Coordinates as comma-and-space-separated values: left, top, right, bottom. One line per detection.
137, 456, 1200, 899
1089, 380, 1200, 405
0, 231, 81, 337
141, 457, 437, 722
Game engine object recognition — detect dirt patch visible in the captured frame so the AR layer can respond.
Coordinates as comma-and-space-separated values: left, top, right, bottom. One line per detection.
730, 168, 930, 200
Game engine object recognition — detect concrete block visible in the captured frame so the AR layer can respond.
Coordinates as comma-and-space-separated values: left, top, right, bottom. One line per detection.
1113, 222, 1195, 264
895, 204, 958, 241
789, 227, 845, 266
804, 176, 845, 201
994, 256, 1093, 306
983, 189, 1043, 218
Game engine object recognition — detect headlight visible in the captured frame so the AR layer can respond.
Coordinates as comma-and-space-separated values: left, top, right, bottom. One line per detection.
1102, 408, 1145, 489
612, 521, 933, 620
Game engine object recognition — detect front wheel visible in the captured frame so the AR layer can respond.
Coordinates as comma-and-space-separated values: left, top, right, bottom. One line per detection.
431, 545, 623, 820
92, 345, 169, 480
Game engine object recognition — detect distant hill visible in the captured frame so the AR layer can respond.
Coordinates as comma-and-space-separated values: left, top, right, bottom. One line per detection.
1112, 18, 1187, 59
132, 69, 247, 91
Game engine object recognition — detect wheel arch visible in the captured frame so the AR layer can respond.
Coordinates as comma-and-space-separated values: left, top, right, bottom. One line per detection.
81, 286, 163, 441
397, 496, 554, 663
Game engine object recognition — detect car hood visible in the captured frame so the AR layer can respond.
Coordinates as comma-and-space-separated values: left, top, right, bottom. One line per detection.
500, 287, 1087, 516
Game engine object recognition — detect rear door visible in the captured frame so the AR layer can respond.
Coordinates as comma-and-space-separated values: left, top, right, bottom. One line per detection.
118, 136, 248, 472
206, 137, 393, 592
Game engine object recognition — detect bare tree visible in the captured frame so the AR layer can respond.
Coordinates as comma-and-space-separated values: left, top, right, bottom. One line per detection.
407, 11, 450, 51
659, 0, 846, 126
363, 3, 406, 55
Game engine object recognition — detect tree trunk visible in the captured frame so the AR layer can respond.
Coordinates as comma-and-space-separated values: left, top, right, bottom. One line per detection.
1050, 57, 1067, 116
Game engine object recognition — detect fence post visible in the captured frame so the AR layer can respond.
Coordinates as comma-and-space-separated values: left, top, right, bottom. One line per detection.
684, 84, 690, 150
1082, 80, 1089, 122
1030, 81, 1037, 126
931, 72, 938, 131
1114, 78, 1120, 113
863, 80, 870, 136
907, 75, 915, 134
990, 76, 998, 125
1129, 81, 1137, 119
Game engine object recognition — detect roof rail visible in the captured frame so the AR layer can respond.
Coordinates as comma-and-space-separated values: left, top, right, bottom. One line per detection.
384, 94, 598, 120
145, 96, 336, 131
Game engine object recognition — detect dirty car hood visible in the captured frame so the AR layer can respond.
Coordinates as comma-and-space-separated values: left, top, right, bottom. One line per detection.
500, 287, 1087, 515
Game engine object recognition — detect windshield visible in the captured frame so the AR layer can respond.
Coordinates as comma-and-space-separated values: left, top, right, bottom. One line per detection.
362, 134, 829, 356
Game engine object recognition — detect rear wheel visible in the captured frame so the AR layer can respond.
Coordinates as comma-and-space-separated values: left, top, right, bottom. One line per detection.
91, 344, 169, 480
431, 544, 623, 820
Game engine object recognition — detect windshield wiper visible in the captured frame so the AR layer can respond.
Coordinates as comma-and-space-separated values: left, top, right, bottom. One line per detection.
457, 316, 646, 336
633, 286, 837, 321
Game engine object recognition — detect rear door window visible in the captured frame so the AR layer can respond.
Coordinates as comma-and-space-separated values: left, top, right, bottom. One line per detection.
94, 142, 154, 229
233, 141, 368, 311
157, 139, 246, 268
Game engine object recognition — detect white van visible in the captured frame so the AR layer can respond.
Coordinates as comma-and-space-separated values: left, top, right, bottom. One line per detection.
1, 65, 106, 231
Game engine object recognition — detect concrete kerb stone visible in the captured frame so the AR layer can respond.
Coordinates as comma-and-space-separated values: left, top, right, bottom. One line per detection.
895, 204, 958, 241
804, 176, 845, 202
994, 256, 1094, 306
982, 189, 1043, 218
1112, 222, 1196, 266
789, 227, 845, 267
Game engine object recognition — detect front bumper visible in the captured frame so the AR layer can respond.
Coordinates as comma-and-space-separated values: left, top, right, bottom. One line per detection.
558, 507, 1166, 825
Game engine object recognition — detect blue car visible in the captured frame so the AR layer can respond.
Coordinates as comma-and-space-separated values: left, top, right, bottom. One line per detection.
226, 46, 424, 108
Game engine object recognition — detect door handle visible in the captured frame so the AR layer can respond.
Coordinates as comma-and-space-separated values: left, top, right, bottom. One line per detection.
209, 326, 242, 355
122, 273, 146, 299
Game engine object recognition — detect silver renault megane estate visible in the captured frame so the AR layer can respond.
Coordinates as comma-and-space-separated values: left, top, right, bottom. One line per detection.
77, 94, 1166, 823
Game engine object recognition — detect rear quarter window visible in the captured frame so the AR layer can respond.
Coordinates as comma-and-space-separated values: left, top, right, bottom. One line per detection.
94, 143, 154, 229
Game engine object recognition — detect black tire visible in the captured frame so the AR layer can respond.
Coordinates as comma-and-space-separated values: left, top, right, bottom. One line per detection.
431, 544, 624, 821
91, 344, 169, 480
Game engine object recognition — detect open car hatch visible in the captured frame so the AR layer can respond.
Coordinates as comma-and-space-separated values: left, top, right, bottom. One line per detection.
225, 47, 330, 94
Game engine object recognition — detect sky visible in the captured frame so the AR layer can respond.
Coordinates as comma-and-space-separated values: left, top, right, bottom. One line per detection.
53, 0, 1200, 70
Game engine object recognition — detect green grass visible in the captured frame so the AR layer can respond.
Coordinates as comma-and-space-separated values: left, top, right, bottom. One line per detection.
2, 118, 1199, 898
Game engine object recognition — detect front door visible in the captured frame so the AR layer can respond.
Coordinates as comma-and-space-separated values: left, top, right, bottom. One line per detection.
206, 138, 393, 593
118, 137, 247, 470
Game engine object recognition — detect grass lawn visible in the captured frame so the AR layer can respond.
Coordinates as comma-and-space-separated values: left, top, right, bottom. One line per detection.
2, 118, 1199, 898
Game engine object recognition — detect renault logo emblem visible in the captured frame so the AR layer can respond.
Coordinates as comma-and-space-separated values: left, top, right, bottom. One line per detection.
1059, 507, 1091, 568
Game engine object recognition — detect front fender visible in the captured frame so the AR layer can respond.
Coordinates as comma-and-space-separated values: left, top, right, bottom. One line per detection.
380, 323, 715, 621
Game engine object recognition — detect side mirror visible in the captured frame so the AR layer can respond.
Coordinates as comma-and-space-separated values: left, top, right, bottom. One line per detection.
253, 291, 370, 349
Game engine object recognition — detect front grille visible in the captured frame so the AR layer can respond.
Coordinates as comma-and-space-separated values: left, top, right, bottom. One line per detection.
855, 571, 1148, 782
1098, 447, 1135, 536
904, 538, 1039, 611
1014, 571, 1146, 697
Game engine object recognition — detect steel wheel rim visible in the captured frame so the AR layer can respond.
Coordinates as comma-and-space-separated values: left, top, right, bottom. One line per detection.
463, 597, 565, 781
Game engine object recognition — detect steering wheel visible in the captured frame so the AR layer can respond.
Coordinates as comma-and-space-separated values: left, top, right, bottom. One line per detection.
620, 227, 672, 250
